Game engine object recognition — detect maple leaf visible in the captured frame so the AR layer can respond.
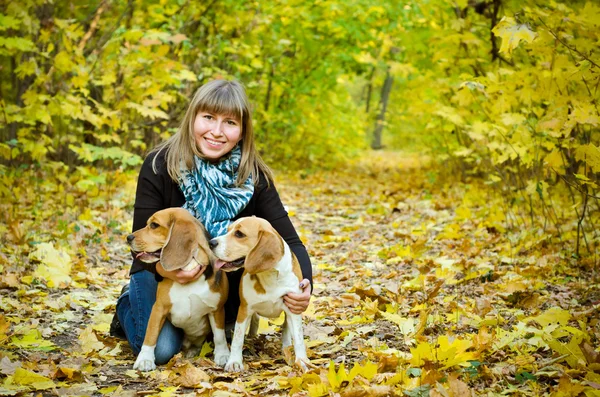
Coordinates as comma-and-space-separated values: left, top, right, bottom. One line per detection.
492, 17, 537, 56
78, 326, 105, 355
172, 363, 209, 388
410, 336, 477, 370
30, 242, 72, 288
11, 368, 55, 390
10, 329, 56, 351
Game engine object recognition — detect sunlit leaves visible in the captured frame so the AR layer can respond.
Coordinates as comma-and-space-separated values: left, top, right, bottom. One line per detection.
492, 17, 537, 56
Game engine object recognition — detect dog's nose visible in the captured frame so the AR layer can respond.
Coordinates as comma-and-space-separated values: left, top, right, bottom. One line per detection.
209, 239, 218, 249
127, 234, 135, 243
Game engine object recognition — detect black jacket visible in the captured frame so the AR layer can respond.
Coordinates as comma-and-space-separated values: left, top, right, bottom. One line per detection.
130, 150, 313, 323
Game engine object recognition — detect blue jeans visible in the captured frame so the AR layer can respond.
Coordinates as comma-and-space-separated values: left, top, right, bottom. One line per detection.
116, 271, 184, 364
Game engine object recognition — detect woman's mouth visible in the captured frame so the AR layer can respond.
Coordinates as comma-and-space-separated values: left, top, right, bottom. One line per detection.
205, 137, 225, 148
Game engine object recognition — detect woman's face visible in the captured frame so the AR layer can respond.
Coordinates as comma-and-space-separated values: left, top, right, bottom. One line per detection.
193, 112, 242, 162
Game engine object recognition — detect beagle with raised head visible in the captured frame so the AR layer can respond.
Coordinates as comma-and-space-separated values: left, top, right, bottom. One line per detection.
209, 216, 309, 372
127, 208, 229, 371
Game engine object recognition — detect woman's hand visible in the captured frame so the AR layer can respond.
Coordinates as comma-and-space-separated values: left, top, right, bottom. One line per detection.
284, 279, 312, 314
156, 262, 204, 284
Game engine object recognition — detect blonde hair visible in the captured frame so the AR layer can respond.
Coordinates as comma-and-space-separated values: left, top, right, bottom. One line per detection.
151, 79, 273, 187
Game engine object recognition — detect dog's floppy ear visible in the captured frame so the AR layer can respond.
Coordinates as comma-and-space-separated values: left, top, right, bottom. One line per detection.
194, 228, 213, 267
161, 218, 196, 271
245, 228, 284, 275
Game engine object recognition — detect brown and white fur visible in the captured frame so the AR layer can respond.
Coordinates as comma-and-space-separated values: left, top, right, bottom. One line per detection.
127, 208, 229, 371
209, 216, 309, 372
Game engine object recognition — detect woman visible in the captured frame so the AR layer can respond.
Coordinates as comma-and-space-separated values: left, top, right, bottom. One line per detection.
111, 79, 312, 364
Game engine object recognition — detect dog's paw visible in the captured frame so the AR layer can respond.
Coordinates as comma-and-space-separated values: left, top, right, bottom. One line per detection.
133, 358, 156, 372
295, 358, 310, 372
214, 351, 230, 367
133, 346, 156, 371
184, 347, 201, 359
224, 359, 244, 372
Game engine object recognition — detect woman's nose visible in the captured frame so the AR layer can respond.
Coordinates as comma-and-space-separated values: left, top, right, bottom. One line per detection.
213, 120, 224, 134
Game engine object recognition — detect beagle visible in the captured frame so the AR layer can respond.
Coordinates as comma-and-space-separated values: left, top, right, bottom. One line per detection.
127, 208, 229, 371
209, 216, 309, 372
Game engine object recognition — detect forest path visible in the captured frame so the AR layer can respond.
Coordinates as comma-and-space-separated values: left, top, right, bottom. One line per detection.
1, 151, 598, 396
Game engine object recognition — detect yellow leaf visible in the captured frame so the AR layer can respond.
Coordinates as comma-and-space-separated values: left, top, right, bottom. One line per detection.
380, 311, 416, 338
30, 242, 72, 288
78, 326, 105, 354
575, 143, 600, 173
54, 51, 75, 73
12, 368, 55, 390
544, 150, 565, 174
348, 361, 378, 382
327, 360, 347, 391
307, 382, 329, 397
199, 341, 213, 358
0, 314, 10, 339
526, 307, 571, 327
410, 336, 476, 369
173, 363, 209, 388
158, 386, 181, 397
437, 335, 477, 369
545, 336, 587, 369
125, 369, 139, 378
99, 386, 119, 394
492, 17, 536, 56
10, 329, 56, 351
570, 103, 600, 126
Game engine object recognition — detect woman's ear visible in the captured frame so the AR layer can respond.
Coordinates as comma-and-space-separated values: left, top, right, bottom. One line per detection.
245, 229, 284, 274
160, 219, 196, 271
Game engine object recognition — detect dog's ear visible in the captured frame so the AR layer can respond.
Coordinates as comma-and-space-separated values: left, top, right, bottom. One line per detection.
194, 230, 213, 267
245, 228, 284, 274
161, 218, 196, 271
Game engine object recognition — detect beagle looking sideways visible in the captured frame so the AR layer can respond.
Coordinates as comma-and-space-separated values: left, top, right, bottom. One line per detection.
127, 208, 229, 371
209, 216, 310, 372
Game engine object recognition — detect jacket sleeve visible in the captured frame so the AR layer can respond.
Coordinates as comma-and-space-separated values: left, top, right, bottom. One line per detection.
253, 176, 313, 288
133, 152, 167, 232
130, 151, 169, 276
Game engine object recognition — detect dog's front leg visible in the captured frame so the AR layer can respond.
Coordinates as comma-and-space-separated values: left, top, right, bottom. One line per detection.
224, 305, 252, 372
208, 308, 230, 367
134, 297, 170, 371
284, 310, 309, 372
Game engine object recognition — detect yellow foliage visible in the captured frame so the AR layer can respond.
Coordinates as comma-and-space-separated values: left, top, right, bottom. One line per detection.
30, 242, 72, 288
492, 17, 537, 56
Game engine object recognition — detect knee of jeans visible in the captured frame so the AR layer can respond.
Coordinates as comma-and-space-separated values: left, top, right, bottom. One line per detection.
154, 326, 183, 365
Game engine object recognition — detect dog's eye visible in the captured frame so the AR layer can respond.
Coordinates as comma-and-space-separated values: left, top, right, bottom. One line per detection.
150, 222, 159, 229
234, 230, 245, 238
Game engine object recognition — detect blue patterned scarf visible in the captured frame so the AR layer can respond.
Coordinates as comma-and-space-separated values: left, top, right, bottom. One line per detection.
179, 146, 254, 238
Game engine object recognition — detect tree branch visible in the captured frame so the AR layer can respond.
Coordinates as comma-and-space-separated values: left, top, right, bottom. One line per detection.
538, 18, 600, 69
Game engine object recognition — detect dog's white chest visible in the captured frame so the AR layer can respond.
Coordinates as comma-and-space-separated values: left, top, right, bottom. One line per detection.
168, 277, 220, 336
244, 268, 300, 319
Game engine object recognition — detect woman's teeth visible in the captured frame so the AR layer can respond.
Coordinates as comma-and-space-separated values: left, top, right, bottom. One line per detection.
206, 138, 224, 146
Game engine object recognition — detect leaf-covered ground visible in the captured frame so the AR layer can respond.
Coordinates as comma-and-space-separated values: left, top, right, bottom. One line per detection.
1, 152, 599, 396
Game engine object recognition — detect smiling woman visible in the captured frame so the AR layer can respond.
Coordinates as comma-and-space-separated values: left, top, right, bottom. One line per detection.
110, 79, 313, 368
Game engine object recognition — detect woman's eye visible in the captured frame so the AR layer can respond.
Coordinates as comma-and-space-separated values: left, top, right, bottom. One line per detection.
150, 222, 159, 229
203, 114, 213, 120
226, 120, 238, 125
234, 230, 245, 238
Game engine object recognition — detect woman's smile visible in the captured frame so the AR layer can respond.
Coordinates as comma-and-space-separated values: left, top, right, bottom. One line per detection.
194, 112, 242, 161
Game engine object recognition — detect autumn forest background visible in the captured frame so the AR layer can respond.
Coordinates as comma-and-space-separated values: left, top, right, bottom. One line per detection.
1, 0, 599, 395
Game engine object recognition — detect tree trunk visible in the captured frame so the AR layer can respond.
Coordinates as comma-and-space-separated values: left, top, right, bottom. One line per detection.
490, 0, 502, 61
371, 67, 393, 150
365, 66, 375, 113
